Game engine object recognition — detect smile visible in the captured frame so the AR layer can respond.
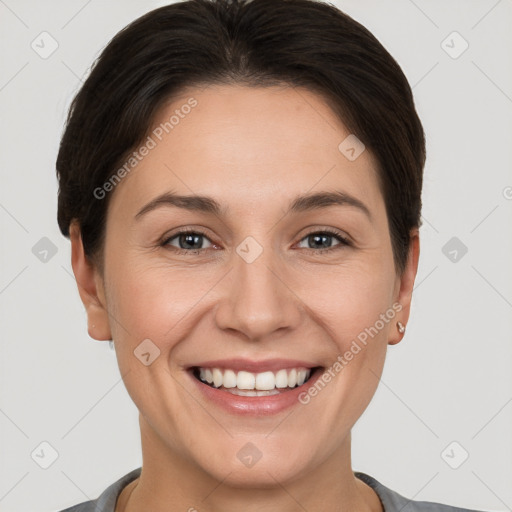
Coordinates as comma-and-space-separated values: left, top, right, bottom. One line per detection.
187, 360, 324, 415
193, 366, 316, 396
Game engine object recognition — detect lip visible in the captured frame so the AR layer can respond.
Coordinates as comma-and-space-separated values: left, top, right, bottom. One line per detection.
187, 365, 324, 416
189, 358, 318, 373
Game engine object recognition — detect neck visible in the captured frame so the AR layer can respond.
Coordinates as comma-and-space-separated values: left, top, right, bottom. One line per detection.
117, 416, 382, 512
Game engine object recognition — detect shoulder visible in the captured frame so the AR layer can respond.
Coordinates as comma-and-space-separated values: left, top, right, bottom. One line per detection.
56, 467, 142, 512
355, 472, 490, 512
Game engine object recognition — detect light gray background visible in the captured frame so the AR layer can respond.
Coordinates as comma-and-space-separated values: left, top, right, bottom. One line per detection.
1, 1, 511, 511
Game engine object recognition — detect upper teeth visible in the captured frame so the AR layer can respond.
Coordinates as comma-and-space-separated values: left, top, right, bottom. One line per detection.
198, 367, 312, 390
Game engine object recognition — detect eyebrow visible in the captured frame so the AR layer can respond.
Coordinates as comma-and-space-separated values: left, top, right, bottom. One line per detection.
134, 190, 372, 222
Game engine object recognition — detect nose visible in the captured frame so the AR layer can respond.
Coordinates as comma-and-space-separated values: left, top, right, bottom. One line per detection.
214, 242, 303, 342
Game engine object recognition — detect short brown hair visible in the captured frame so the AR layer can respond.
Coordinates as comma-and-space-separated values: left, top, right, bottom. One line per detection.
56, 0, 425, 276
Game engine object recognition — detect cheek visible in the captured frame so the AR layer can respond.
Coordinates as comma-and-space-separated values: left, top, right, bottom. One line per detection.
304, 261, 395, 333
107, 248, 396, 347
301, 270, 393, 434
107, 257, 207, 336
102, 240, 395, 470
301, 263, 394, 405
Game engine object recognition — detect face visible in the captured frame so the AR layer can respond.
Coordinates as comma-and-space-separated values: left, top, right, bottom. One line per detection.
72, 84, 419, 488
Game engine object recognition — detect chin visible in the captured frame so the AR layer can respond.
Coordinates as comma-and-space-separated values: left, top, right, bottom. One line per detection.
186, 435, 319, 489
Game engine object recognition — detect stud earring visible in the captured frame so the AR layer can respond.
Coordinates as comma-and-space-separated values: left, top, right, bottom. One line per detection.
397, 321, 405, 334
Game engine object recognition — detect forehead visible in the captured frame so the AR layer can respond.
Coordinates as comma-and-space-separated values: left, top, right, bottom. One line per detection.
108, 84, 384, 220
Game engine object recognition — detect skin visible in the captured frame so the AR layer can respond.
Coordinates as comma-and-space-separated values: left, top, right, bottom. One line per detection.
70, 84, 420, 512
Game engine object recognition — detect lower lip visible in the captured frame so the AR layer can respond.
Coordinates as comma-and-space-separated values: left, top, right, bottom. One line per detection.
188, 367, 323, 416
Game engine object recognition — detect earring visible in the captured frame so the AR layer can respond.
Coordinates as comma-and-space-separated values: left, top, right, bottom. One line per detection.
397, 321, 405, 334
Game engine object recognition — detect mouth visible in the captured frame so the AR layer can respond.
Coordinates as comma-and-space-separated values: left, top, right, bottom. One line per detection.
190, 366, 321, 396
186, 361, 324, 415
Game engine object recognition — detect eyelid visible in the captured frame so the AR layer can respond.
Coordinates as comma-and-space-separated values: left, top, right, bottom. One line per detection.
296, 226, 352, 245
161, 226, 352, 254
161, 227, 215, 250
294, 228, 352, 254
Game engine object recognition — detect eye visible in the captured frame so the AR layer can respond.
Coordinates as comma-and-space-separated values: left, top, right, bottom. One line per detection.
296, 228, 351, 254
161, 229, 214, 254
160, 227, 351, 255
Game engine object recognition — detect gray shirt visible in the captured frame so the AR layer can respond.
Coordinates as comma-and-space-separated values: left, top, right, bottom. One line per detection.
57, 467, 488, 512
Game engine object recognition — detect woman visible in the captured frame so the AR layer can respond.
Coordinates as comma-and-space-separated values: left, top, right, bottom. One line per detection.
55, 0, 488, 510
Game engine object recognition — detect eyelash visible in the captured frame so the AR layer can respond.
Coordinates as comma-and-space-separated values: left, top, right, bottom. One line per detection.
160, 228, 351, 256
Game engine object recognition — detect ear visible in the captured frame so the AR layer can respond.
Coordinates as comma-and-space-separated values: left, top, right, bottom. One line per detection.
69, 221, 112, 341
388, 228, 420, 345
